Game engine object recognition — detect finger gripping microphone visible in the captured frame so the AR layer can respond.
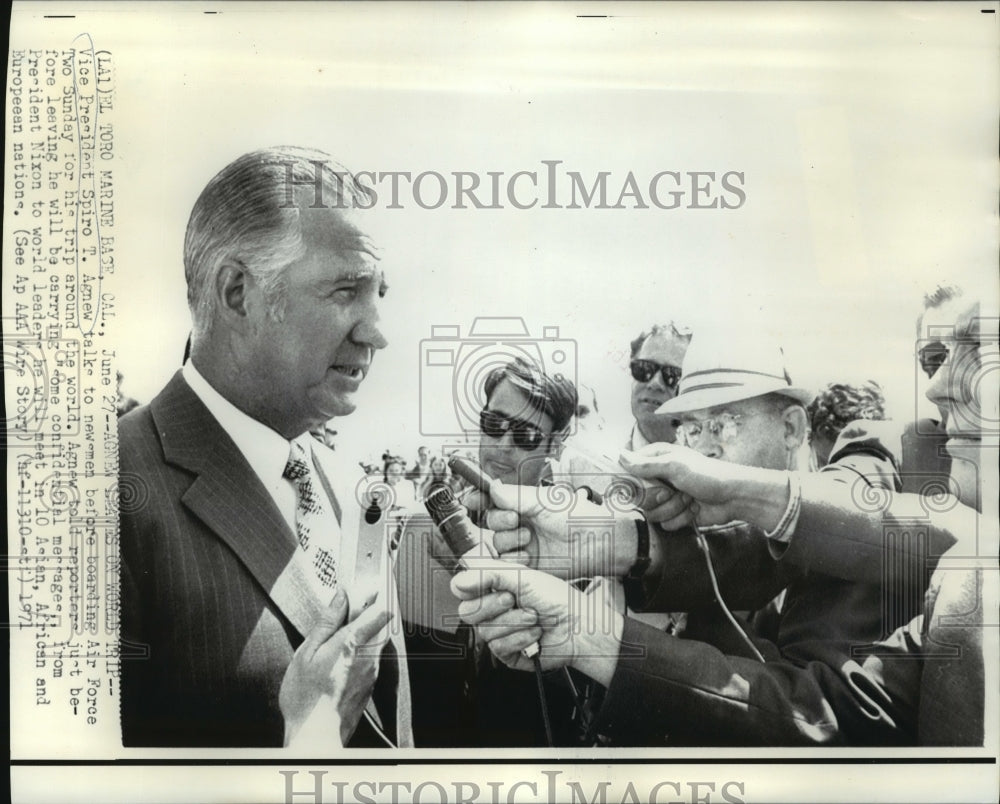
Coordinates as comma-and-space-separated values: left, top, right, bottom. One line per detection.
423, 481, 540, 659
448, 456, 492, 495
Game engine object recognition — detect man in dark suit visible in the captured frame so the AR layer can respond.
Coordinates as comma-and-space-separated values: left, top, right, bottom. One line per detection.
120, 147, 412, 748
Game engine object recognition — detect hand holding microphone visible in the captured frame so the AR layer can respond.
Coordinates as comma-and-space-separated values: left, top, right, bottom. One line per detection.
423, 473, 540, 659
447, 534, 627, 689
448, 455, 494, 496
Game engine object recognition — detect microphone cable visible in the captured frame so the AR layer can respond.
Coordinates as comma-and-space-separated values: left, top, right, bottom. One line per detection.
424, 478, 552, 744
693, 525, 766, 663
363, 709, 397, 749
532, 654, 554, 747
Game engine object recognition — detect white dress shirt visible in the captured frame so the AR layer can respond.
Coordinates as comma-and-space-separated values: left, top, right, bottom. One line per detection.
183, 362, 341, 600
183, 361, 300, 532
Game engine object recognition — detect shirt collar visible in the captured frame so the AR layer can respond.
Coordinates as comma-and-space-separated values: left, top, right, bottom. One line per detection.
182, 361, 296, 487
628, 422, 651, 451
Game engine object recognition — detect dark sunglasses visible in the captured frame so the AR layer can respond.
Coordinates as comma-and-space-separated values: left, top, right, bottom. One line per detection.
630, 359, 682, 388
918, 342, 949, 379
479, 409, 548, 451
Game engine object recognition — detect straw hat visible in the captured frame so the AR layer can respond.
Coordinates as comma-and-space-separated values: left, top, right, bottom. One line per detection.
656, 328, 814, 415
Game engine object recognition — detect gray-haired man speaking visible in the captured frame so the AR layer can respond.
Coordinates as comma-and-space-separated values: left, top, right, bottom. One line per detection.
120, 147, 411, 748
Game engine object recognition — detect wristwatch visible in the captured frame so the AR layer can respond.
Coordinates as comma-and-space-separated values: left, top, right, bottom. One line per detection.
622, 518, 651, 604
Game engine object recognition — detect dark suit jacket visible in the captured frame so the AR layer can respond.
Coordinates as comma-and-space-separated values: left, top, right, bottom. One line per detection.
592, 433, 921, 746
594, 562, 914, 746
120, 371, 409, 747
777, 419, 967, 585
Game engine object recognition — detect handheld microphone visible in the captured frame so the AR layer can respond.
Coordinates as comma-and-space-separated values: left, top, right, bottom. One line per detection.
423, 481, 540, 659
423, 481, 495, 567
448, 456, 493, 495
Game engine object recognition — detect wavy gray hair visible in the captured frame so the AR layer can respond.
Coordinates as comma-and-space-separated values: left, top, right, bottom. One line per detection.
183, 146, 370, 336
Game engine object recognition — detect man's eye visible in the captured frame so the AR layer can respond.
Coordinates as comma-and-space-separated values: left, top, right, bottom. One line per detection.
330, 286, 357, 300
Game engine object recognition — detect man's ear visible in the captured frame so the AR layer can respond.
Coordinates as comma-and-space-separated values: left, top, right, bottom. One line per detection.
782, 405, 809, 450
214, 260, 252, 323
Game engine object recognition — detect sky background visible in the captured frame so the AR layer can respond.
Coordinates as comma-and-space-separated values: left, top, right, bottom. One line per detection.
10, 1, 998, 465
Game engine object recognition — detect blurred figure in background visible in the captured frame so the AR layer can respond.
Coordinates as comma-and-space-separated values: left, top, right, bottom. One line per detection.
383, 452, 416, 510
115, 371, 140, 417
406, 446, 433, 500
807, 380, 887, 468
573, 382, 607, 438
425, 454, 459, 498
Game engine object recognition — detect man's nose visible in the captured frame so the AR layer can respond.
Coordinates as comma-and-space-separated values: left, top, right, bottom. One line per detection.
689, 431, 722, 459
646, 370, 670, 392
698, 443, 723, 459
494, 430, 519, 451
924, 352, 953, 415
351, 302, 388, 350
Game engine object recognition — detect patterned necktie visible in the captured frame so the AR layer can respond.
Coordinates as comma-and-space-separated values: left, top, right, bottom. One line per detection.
283, 441, 338, 590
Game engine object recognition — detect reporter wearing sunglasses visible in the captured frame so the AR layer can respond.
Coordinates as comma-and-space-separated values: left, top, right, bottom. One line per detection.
397, 357, 581, 747
628, 323, 692, 450
470, 358, 584, 746
478, 359, 578, 489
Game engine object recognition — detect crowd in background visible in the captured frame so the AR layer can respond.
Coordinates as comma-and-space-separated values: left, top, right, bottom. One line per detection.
376, 280, 996, 748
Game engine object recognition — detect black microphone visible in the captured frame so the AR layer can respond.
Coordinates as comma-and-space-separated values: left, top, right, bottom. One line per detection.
423, 481, 540, 659
423, 481, 493, 566
448, 456, 492, 495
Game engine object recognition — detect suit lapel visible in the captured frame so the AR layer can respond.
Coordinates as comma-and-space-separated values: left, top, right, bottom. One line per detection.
151, 372, 412, 745
151, 372, 323, 639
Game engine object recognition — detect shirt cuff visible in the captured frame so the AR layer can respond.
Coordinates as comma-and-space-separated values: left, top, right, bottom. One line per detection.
763, 472, 801, 558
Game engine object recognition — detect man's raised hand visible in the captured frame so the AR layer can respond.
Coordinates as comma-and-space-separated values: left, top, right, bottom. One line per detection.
279, 588, 393, 748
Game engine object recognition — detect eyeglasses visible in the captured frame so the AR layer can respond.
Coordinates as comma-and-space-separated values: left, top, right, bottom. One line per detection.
676, 413, 745, 448
918, 342, 949, 379
630, 359, 682, 388
479, 409, 548, 451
